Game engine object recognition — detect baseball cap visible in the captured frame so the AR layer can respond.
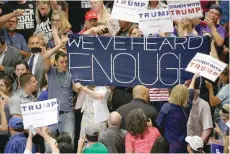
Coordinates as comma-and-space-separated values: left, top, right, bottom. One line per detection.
185, 136, 204, 151
85, 124, 99, 136
85, 10, 98, 21
209, 4, 222, 15
8, 117, 24, 130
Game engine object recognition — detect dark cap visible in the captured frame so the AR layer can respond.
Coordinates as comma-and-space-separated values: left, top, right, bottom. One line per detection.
209, 4, 222, 15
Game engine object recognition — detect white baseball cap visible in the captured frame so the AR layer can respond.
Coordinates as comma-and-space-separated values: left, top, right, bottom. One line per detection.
185, 136, 204, 151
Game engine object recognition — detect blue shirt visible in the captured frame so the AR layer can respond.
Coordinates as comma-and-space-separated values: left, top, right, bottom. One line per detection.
4, 133, 36, 153
1, 29, 29, 52
217, 84, 229, 105
37, 90, 48, 101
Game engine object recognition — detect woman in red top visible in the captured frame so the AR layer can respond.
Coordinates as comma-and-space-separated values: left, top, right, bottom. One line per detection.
125, 109, 161, 153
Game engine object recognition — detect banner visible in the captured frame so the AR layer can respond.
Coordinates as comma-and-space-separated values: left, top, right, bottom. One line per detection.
138, 9, 174, 34
149, 88, 169, 101
185, 53, 227, 82
211, 143, 224, 154
167, 0, 203, 20
21, 99, 58, 129
67, 34, 210, 88
111, 0, 148, 22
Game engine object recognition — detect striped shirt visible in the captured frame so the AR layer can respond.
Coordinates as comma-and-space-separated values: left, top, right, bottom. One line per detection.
4, 133, 36, 153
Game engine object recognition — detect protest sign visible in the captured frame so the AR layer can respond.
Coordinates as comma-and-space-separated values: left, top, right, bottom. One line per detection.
138, 9, 174, 34
211, 143, 224, 154
67, 34, 210, 88
21, 99, 58, 129
149, 88, 169, 101
167, 0, 203, 20
111, 0, 148, 22
186, 53, 227, 82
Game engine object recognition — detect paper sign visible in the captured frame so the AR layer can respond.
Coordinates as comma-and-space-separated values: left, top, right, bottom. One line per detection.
111, 0, 148, 22
186, 53, 227, 82
21, 99, 58, 129
167, 0, 203, 20
211, 143, 224, 154
138, 9, 174, 34
149, 88, 169, 101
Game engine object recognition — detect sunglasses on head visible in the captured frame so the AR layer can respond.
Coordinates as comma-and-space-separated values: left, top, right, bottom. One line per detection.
221, 107, 229, 114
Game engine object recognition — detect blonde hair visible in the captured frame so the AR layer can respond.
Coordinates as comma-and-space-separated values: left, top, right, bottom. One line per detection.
94, 0, 110, 23
168, 84, 189, 108
52, 10, 71, 35
35, 0, 51, 24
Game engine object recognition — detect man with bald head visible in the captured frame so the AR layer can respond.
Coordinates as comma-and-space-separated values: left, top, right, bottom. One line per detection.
98, 112, 127, 153
117, 85, 158, 129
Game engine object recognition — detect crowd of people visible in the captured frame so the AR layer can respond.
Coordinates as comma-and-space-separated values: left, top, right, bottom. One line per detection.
0, 0, 229, 153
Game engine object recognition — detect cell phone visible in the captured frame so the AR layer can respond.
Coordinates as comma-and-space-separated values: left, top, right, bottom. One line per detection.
31, 47, 42, 53
28, 125, 36, 136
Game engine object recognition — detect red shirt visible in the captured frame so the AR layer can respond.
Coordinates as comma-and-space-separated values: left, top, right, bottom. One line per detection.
125, 126, 161, 153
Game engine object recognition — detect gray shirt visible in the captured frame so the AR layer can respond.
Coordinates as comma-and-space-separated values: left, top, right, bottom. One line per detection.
9, 89, 35, 115
47, 66, 73, 112
98, 127, 127, 153
187, 97, 213, 137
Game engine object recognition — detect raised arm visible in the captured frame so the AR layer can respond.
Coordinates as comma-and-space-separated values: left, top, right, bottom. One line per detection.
0, 9, 24, 24
43, 37, 68, 72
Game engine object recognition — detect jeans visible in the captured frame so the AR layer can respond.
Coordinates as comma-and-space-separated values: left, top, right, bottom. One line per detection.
46, 112, 75, 153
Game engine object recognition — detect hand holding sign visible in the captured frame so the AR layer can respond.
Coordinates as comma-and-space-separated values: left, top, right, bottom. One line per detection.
205, 80, 213, 90
193, 72, 200, 79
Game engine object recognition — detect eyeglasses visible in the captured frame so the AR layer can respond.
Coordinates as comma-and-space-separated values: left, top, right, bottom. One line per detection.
221, 107, 229, 114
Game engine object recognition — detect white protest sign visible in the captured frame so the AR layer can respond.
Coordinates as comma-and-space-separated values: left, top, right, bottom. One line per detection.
167, 0, 203, 20
186, 53, 227, 82
111, 0, 148, 23
21, 99, 58, 129
149, 88, 169, 102
138, 9, 174, 34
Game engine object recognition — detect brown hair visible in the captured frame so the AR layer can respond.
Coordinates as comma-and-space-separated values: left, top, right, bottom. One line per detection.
0, 76, 12, 93
19, 73, 33, 88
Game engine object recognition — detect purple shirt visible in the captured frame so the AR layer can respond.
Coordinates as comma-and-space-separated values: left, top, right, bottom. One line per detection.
195, 24, 226, 39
